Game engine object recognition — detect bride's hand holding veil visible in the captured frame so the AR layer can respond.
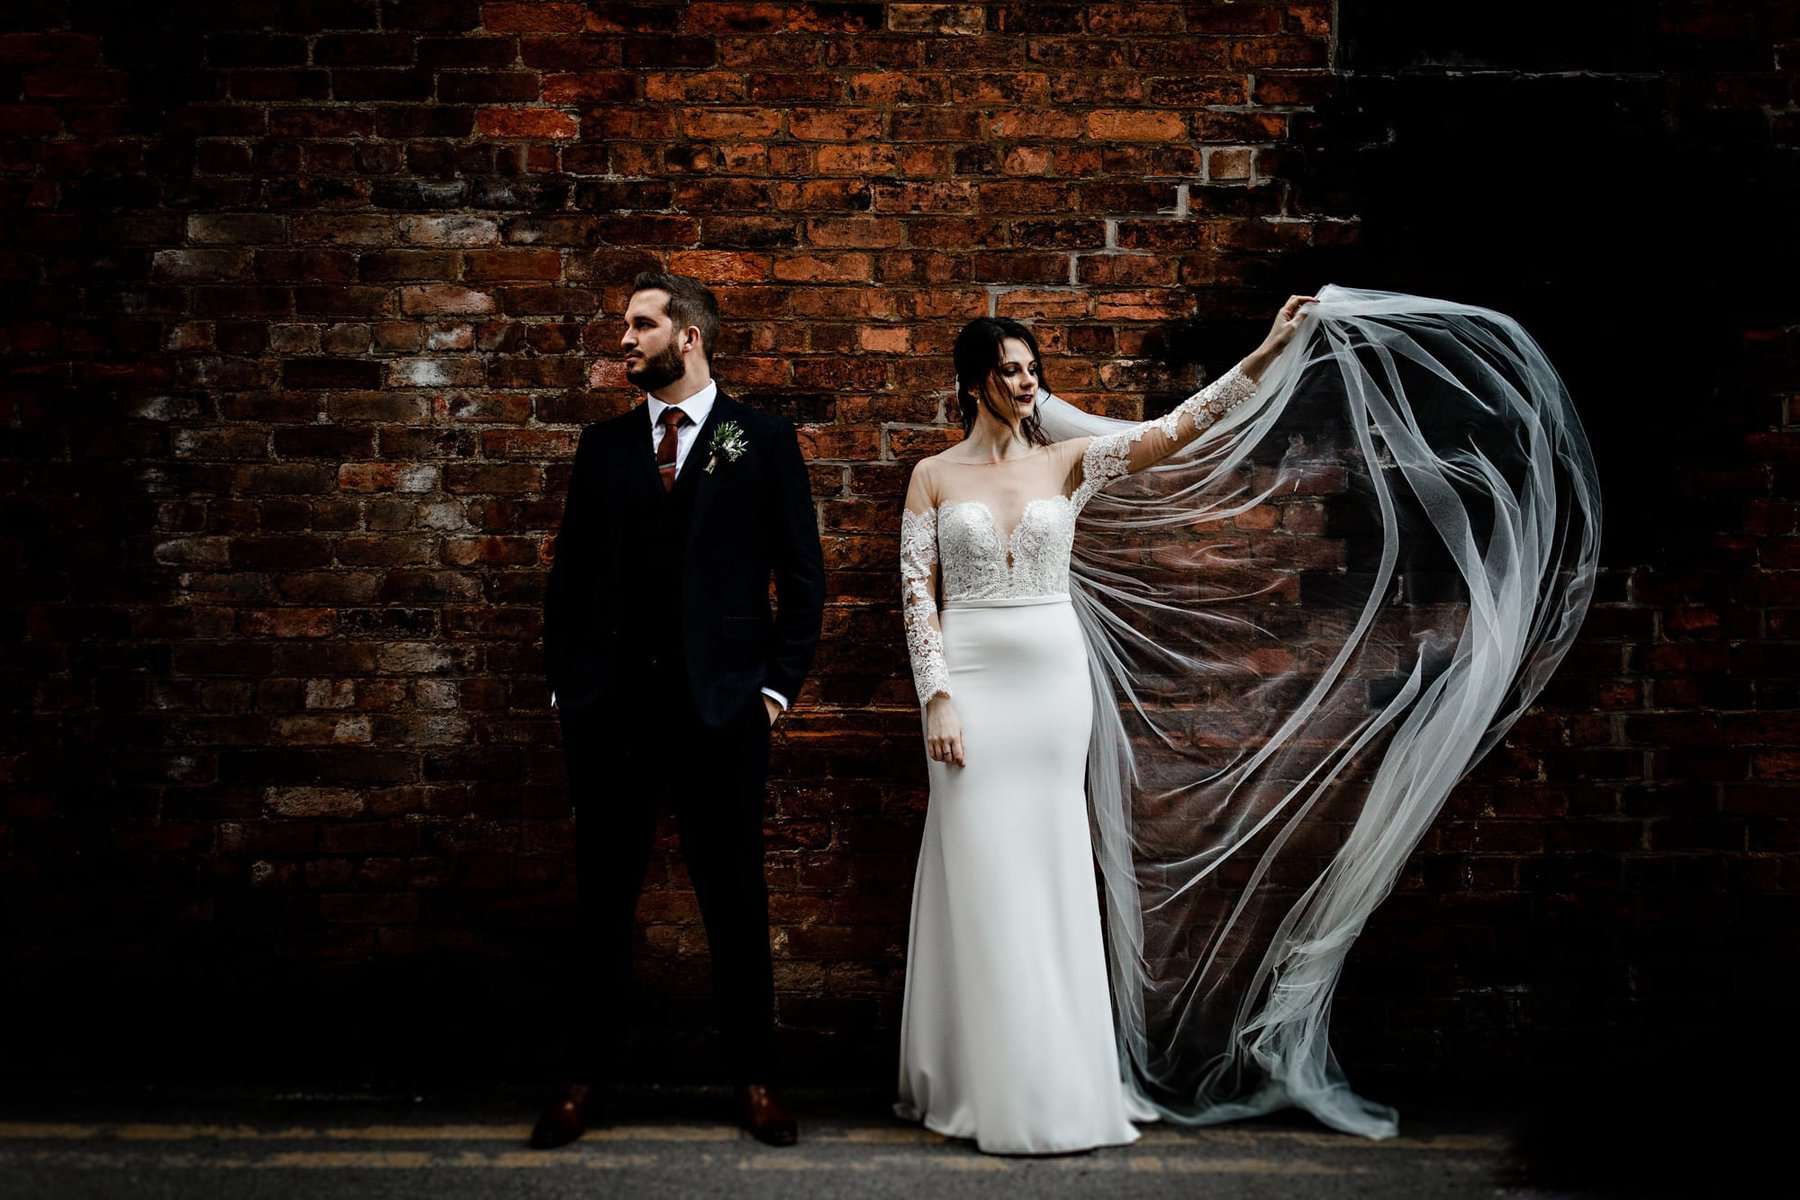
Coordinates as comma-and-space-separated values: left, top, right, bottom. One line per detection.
1259, 292, 1317, 361
1062, 294, 1317, 491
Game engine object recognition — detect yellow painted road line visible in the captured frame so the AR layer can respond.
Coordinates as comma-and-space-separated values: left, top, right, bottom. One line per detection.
835, 1126, 950, 1145
118, 1124, 321, 1141
260, 1151, 435, 1168
864, 1152, 1013, 1172
0, 1124, 96, 1139
325, 1125, 529, 1142
1125, 1156, 1368, 1175
738, 1154, 874, 1172
583, 1125, 741, 1143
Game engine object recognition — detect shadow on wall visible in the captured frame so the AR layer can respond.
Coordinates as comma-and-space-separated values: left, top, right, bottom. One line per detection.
1306, 0, 1800, 566
1306, 7, 1800, 1192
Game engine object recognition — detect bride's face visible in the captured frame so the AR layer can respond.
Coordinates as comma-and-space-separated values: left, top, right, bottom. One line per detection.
988, 337, 1040, 425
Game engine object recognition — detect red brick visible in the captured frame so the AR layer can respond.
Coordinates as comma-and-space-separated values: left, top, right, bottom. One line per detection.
681, 106, 782, 138
398, 214, 500, 246
0, 103, 61, 135
887, 4, 985, 35
444, 462, 543, 494
1231, 35, 1330, 68
1086, 109, 1188, 141
400, 283, 497, 315
796, 426, 882, 461
772, 252, 873, 283
815, 143, 897, 175
483, 3, 588, 33
458, 249, 559, 281
665, 249, 770, 281
474, 106, 579, 139
788, 108, 884, 141
540, 72, 636, 103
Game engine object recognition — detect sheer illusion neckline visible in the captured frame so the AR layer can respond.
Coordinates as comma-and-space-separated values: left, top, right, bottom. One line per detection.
934, 444, 1056, 467
937, 495, 1071, 572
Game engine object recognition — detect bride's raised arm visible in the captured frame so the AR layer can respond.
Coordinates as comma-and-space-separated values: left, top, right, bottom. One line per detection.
1065, 294, 1314, 509
899, 459, 951, 707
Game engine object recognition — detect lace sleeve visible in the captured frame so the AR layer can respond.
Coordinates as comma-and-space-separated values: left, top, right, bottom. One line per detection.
1071, 362, 1259, 512
900, 498, 952, 707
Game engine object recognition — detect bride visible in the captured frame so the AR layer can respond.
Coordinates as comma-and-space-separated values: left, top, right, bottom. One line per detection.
893, 296, 1310, 1153
892, 286, 1601, 1155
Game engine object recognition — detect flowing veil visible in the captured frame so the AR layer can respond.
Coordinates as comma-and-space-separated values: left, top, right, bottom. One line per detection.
1031, 284, 1602, 1138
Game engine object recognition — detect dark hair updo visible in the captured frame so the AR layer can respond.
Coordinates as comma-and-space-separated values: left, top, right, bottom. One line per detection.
952, 317, 1052, 448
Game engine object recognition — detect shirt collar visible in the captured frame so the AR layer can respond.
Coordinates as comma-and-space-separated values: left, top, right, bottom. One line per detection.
646, 379, 718, 427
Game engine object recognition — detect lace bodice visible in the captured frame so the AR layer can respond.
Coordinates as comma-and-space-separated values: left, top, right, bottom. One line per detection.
899, 363, 1257, 706
935, 495, 1078, 602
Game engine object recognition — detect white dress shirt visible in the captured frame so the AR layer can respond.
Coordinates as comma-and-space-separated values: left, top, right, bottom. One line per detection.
647, 377, 717, 477
551, 379, 789, 716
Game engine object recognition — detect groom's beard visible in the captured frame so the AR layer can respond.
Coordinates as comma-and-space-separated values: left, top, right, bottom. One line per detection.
625, 341, 685, 391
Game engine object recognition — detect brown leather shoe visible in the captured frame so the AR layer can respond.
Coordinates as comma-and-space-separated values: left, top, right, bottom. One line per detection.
737, 1083, 798, 1146
529, 1082, 600, 1149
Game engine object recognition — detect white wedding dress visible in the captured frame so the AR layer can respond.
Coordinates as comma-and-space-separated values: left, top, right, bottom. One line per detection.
892, 365, 1258, 1154
891, 287, 1602, 1149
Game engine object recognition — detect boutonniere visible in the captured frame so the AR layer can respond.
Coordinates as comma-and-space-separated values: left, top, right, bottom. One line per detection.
705, 420, 749, 474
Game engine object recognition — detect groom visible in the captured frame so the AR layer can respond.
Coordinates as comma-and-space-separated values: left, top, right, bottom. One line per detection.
531, 272, 826, 1149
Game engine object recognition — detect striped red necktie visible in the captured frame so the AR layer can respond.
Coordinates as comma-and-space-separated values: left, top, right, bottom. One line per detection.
655, 406, 688, 492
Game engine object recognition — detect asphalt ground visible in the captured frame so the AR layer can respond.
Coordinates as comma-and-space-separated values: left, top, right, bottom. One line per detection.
0, 1081, 1752, 1199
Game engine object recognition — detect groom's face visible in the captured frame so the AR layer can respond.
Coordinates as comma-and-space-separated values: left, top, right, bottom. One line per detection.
622, 288, 691, 392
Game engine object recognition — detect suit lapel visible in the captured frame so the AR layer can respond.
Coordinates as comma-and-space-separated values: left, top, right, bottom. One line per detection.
623, 400, 663, 499
682, 391, 734, 554
672, 392, 725, 505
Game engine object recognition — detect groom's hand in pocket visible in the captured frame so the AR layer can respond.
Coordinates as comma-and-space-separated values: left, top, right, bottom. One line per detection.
924, 695, 965, 767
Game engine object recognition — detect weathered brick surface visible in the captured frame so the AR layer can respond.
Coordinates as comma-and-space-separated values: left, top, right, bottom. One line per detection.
1, 2, 1795, 1085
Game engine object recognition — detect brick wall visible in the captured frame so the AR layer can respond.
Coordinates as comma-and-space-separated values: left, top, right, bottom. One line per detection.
2, 1, 1795, 1087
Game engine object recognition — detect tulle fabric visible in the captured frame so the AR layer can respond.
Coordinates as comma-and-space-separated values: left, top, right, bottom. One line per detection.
1032, 284, 1602, 1138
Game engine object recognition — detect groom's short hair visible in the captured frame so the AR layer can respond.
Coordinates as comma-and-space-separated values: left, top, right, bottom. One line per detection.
630, 271, 720, 363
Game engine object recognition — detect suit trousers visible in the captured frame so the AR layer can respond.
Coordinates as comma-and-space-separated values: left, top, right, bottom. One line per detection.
557, 669, 776, 1084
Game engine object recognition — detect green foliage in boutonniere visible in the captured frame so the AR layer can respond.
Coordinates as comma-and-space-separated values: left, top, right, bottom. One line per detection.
705, 420, 750, 474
